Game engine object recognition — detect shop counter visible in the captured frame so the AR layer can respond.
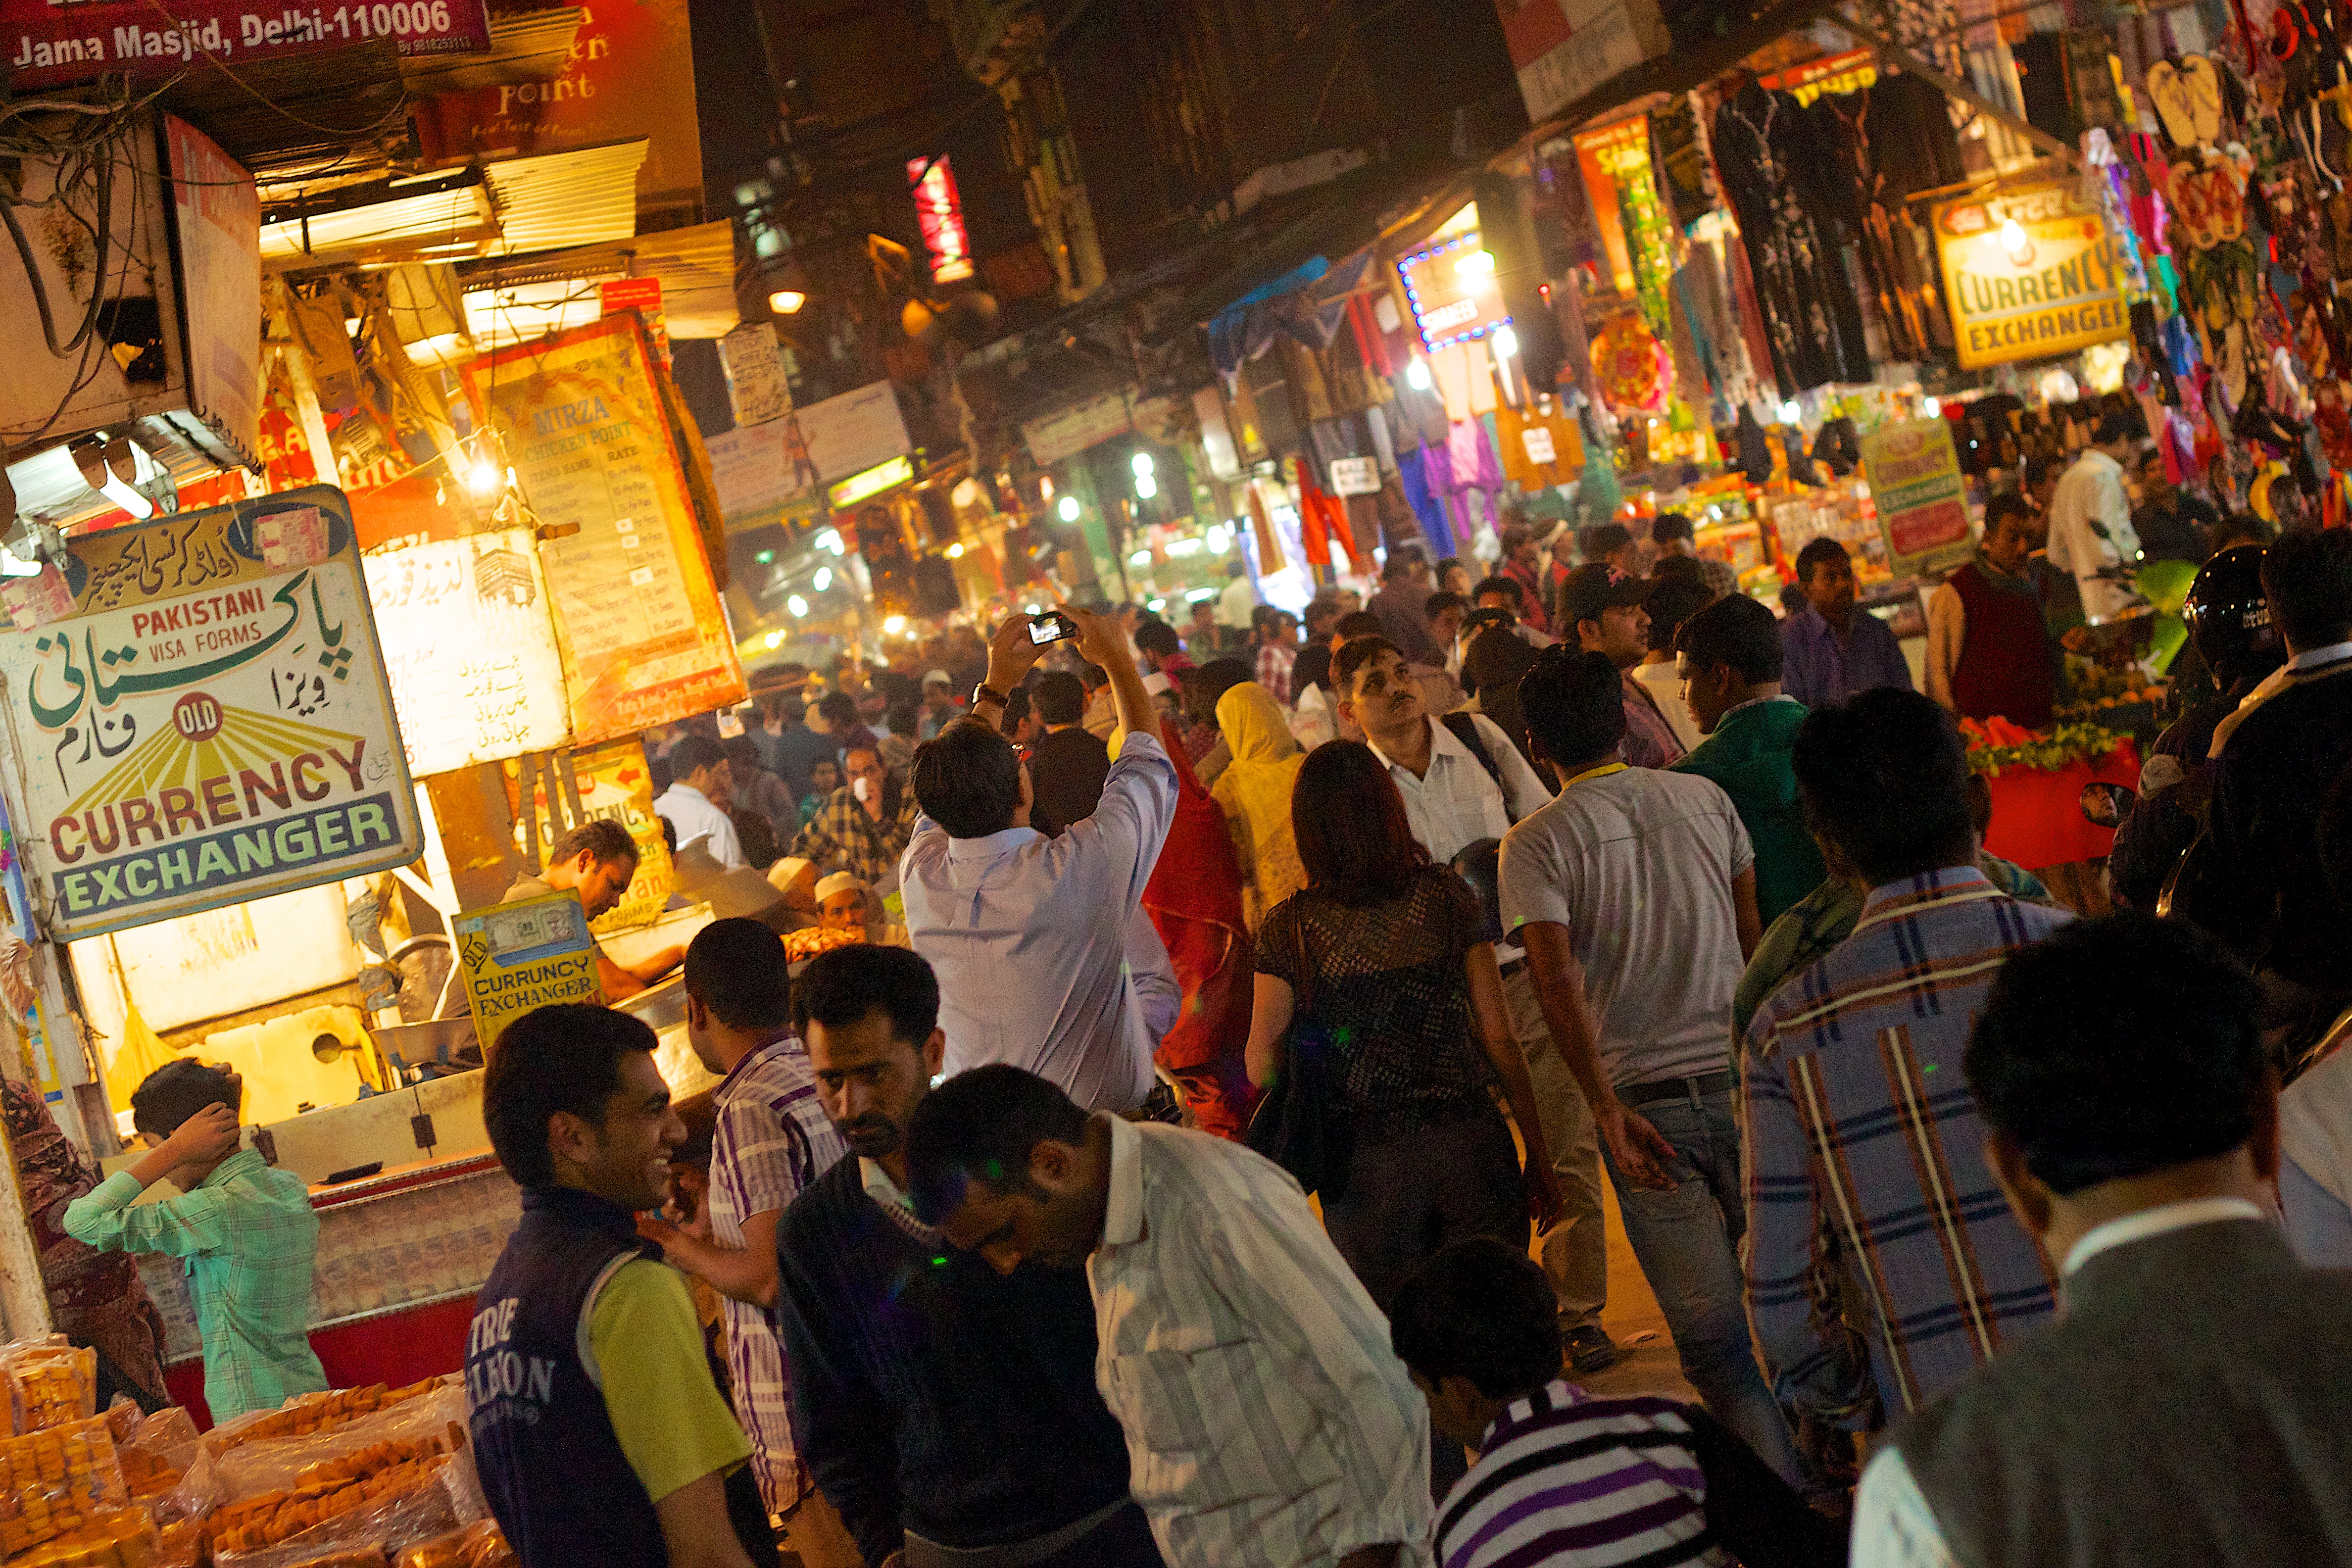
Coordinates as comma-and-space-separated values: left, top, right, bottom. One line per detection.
146, 1151, 519, 1427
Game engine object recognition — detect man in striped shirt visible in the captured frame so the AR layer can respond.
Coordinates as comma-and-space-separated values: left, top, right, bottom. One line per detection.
1742, 690, 2066, 1429
1392, 1239, 1842, 1568
907, 1065, 1430, 1568
637, 919, 848, 1520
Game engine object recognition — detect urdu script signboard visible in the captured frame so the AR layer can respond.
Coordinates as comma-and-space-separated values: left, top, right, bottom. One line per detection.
0, 487, 420, 940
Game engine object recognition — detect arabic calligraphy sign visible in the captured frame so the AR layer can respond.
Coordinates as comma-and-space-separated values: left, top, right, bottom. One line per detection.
0, 486, 422, 940
364, 529, 571, 776
465, 314, 745, 744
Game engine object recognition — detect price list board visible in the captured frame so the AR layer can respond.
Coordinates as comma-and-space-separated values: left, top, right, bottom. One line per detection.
465, 315, 744, 744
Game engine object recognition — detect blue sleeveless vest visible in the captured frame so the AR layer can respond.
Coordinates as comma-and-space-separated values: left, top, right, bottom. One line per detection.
466, 1185, 773, 1568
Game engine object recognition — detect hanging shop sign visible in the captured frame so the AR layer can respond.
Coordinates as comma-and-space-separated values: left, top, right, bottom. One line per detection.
453, 887, 600, 1053
828, 454, 915, 510
798, 381, 915, 483
907, 155, 975, 284
1493, 0, 1668, 125
1398, 228, 1509, 352
1572, 118, 1650, 299
718, 322, 792, 428
1328, 457, 1381, 496
0, 487, 422, 941
1934, 181, 2131, 370
704, 418, 821, 528
1, 0, 491, 87
1023, 391, 1132, 467
1758, 47, 1877, 105
364, 528, 571, 776
466, 314, 746, 745
1861, 418, 1974, 578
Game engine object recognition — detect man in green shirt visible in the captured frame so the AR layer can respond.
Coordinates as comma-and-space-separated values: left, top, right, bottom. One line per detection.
64, 1060, 328, 1422
1671, 594, 1826, 925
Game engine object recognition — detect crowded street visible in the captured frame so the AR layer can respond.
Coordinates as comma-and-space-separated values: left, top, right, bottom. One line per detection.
0, 0, 2338, 1565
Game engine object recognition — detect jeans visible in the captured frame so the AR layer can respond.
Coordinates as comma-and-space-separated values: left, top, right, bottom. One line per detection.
1501, 966, 1609, 1331
1600, 1078, 1802, 1486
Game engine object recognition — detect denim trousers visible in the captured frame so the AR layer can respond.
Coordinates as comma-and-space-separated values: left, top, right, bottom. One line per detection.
1599, 1078, 1803, 1486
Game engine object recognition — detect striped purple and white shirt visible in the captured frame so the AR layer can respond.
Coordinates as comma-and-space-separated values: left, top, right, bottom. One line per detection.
1435, 1380, 1725, 1568
1741, 866, 2067, 1424
707, 1033, 848, 1512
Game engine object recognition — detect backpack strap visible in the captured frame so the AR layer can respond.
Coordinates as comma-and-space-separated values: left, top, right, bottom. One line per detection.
1440, 712, 1514, 819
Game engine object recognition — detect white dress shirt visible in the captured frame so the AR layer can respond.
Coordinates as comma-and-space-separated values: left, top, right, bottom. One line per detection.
1368, 712, 1552, 961
654, 782, 745, 871
1850, 1196, 2271, 1568
2044, 449, 2142, 622
1088, 1117, 1433, 1568
901, 731, 1180, 1113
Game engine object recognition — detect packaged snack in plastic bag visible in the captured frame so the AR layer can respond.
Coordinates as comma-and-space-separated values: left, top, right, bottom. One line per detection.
392, 1520, 513, 1568
205, 1381, 450, 1459
6, 1343, 98, 1434
100, 1398, 140, 1450
208, 1460, 469, 1568
154, 1517, 202, 1568
5, 1502, 160, 1566
213, 1386, 465, 1504
0, 1415, 130, 1557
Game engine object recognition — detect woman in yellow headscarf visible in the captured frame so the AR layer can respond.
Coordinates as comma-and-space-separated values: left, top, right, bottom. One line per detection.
1211, 681, 1308, 931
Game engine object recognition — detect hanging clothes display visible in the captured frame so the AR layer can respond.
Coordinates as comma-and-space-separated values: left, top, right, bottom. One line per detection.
1396, 440, 1450, 543
1710, 77, 1876, 393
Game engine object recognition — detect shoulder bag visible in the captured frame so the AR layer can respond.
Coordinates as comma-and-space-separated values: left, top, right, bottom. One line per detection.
1243, 913, 1351, 1199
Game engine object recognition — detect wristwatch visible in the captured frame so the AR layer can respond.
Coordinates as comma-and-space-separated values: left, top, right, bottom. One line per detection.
970, 682, 1009, 710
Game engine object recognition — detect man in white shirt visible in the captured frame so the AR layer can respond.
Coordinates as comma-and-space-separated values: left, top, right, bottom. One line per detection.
655, 735, 746, 871
1498, 646, 1801, 1487
1333, 635, 1617, 1375
2044, 413, 2143, 623
905, 1064, 1432, 1568
1217, 559, 1257, 632
900, 606, 1180, 1114
1856, 914, 2352, 1567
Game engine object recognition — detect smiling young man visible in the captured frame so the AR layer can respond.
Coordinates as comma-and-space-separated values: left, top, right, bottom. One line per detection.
904, 1064, 1432, 1568
468, 1005, 773, 1568
774, 946, 1161, 1568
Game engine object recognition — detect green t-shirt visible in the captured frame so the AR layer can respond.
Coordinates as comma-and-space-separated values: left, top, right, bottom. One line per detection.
588, 1260, 751, 1504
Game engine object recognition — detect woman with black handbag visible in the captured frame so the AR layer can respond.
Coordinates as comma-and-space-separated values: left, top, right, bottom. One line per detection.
1244, 741, 1563, 1309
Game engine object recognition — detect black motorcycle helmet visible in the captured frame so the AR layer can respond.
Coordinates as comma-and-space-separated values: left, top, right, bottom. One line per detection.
2181, 543, 2284, 685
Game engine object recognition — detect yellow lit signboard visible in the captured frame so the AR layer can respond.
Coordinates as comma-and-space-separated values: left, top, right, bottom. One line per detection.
828, 454, 914, 510
1935, 181, 2130, 369
454, 888, 602, 1053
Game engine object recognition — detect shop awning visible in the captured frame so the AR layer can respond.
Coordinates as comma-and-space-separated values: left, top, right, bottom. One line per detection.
457, 220, 744, 347
260, 140, 650, 269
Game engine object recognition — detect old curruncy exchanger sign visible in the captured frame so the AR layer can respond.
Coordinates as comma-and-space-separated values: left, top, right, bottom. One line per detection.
0, 487, 420, 941
4, 0, 490, 86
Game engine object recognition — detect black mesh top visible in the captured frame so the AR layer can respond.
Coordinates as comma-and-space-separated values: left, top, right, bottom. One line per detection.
1256, 865, 1498, 1143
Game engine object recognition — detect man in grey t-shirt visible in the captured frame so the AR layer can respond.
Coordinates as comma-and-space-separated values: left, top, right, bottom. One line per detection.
1498, 647, 1802, 1489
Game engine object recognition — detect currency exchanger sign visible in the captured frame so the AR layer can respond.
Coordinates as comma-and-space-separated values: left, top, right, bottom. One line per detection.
0, 487, 421, 940
1934, 181, 2131, 370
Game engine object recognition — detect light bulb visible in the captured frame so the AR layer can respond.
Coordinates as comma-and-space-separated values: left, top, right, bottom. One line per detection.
1778, 400, 1801, 424
465, 460, 502, 498
1135, 474, 1158, 499
1493, 326, 1518, 359
1057, 495, 1081, 523
1129, 549, 1152, 567
764, 630, 784, 649
1455, 249, 1496, 275
787, 594, 809, 618
813, 566, 833, 592
816, 528, 844, 555
884, 615, 907, 635
1131, 451, 1154, 478
769, 289, 807, 313
1406, 359, 1433, 391
1999, 218, 2029, 258
946, 542, 964, 558
1922, 396, 1941, 418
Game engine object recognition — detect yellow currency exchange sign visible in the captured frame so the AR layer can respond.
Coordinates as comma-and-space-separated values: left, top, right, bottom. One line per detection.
455, 888, 602, 1053
1935, 181, 2131, 369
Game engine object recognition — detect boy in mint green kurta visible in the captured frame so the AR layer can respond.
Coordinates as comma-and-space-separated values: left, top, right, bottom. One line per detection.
64, 1061, 327, 1421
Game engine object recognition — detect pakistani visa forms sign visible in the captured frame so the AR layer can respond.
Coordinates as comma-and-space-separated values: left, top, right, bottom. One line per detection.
0, 486, 421, 941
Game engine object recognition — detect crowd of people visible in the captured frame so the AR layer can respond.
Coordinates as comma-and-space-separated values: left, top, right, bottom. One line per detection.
63, 484, 2352, 1568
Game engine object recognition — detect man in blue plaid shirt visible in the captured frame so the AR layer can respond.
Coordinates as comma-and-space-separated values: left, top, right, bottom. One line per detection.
1742, 690, 2067, 1428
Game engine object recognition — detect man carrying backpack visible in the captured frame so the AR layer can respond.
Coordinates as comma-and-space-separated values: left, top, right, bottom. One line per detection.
1335, 637, 1619, 1375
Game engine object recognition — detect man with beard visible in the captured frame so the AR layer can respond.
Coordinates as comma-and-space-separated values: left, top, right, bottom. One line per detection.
773, 945, 1162, 1568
